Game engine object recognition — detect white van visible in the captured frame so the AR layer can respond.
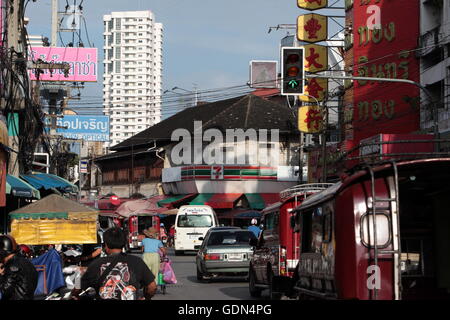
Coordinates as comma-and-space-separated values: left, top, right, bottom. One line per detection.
174, 205, 218, 255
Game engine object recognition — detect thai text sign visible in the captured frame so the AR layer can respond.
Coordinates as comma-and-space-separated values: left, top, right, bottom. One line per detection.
56, 115, 109, 142
29, 47, 98, 82
352, 0, 420, 144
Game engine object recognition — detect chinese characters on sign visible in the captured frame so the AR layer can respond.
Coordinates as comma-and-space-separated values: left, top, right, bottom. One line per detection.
297, 13, 328, 101
303, 44, 328, 73
297, 13, 328, 43
300, 78, 328, 102
298, 105, 324, 133
298, 0, 328, 11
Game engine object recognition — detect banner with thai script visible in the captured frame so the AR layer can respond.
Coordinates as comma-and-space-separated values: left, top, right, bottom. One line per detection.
29, 47, 98, 82
56, 115, 109, 142
352, 0, 420, 143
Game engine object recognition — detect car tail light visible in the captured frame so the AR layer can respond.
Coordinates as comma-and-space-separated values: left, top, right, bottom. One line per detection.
280, 247, 287, 276
204, 253, 222, 261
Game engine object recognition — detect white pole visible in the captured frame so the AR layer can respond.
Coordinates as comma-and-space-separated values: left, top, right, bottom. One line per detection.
51, 0, 58, 47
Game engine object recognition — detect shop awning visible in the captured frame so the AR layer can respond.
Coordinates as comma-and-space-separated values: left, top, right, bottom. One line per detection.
157, 194, 197, 209
6, 175, 41, 199
9, 194, 98, 245
245, 193, 280, 210
189, 193, 243, 209
20, 173, 78, 193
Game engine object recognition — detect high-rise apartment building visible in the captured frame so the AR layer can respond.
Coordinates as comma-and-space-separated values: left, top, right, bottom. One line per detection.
103, 11, 163, 149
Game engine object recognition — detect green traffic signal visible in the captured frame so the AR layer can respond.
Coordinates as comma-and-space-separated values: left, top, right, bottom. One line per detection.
288, 79, 300, 89
282, 47, 304, 95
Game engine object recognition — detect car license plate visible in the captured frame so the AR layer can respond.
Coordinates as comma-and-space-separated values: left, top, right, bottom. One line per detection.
227, 253, 243, 261
189, 235, 200, 240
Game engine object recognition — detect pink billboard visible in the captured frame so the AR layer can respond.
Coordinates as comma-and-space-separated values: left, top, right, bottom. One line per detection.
29, 47, 98, 82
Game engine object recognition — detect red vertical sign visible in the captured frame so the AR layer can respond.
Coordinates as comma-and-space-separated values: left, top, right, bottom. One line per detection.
0, 151, 5, 207
352, 0, 420, 144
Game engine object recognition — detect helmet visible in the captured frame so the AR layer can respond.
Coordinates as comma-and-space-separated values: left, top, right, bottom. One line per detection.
0, 235, 18, 255
160, 223, 164, 227
251, 218, 258, 225
19, 244, 32, 255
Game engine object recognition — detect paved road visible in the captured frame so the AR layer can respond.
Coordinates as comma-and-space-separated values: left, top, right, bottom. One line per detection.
141, 248, 273, 300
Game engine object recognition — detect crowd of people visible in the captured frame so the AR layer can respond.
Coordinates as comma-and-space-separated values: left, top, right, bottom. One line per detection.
0, 220, 259, 300
0, 226, 164, 301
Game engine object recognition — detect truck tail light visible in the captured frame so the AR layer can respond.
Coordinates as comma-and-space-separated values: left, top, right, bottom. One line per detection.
280, 247, 287, 276
204, 253, 222, 261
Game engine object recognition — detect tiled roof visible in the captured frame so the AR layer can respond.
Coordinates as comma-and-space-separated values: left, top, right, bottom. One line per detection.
110, 94, 296, 152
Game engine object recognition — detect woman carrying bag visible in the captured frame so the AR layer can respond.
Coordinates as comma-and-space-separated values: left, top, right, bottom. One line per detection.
141, 228, 166, 286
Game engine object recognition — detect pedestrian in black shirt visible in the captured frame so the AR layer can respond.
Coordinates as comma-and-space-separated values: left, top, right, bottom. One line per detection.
79, 232, 103, 267
81, 227, 157, 300
0, 235, 38, 300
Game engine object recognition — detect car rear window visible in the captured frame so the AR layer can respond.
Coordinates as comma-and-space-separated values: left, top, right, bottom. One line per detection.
207, 231, 256, 246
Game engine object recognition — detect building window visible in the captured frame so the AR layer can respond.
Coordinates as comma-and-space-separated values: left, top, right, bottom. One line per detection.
115, 47, 121, 59
115, 18, 121, 30
115, 61, 121, 73
116, 33, 122, 44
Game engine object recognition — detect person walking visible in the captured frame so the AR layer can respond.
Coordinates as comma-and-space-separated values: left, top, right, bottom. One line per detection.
168, 224, 175, 248
80, 227, 156, 300
142, 227, 166, 285
0, 235, 38, 300
248, 219, 262, 238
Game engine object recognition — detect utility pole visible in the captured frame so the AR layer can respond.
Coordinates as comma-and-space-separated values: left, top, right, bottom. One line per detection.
321, 94, 329, 182
51, 0, 58, 47
193, 84, 198, 106
6, 0, 24, 177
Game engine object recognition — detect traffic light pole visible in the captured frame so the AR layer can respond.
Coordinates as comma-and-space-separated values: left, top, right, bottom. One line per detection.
305, 74, 440, 151
298, 94, 321, 184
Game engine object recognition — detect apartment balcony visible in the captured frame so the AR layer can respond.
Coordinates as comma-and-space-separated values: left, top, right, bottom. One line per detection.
417, 26, 443, 57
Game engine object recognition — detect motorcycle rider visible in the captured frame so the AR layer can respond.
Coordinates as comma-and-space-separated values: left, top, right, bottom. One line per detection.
248, 219, 262, 238
0, 235, 38, 300
159, 223, 168, 246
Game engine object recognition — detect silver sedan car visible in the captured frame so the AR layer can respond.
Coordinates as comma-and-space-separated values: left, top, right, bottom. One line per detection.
196, 228, 257, 281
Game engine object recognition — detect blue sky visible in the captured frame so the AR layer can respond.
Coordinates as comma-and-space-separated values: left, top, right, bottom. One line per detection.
25, 0, 343, 117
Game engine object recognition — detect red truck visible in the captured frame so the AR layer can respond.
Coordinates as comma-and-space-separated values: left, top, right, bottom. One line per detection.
248, 183, 333, 299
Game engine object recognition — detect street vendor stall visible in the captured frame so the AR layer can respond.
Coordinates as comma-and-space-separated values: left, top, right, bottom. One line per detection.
9, 194, 98, 245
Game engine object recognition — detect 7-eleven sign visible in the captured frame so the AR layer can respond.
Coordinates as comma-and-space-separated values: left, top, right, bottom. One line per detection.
211, 165, 224, 180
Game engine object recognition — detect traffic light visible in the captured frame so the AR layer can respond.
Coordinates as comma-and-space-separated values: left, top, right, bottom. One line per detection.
281, 47, 304, 96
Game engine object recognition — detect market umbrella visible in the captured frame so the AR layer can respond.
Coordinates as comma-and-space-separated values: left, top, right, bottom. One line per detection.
115, 197, 167, 218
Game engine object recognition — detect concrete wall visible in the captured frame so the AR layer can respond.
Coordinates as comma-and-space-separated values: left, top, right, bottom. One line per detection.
99, 181, 161, 198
